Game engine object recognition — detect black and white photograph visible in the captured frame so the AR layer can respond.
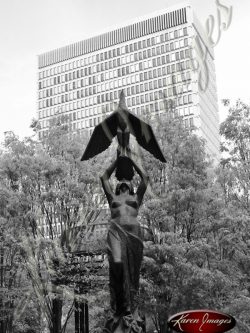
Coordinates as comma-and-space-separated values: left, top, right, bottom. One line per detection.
0, 0, 249, 332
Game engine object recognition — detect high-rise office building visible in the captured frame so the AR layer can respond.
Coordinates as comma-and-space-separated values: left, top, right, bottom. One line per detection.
37, 3, 219, 160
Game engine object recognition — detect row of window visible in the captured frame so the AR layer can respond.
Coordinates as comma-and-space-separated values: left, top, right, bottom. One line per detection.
39, 112, 194, 140
38, 27, 190, 79
39, 38, 190, 85
38, 40, 191, 91
39, 61, 192, 100
39, 48, 192, 96
39, 92, 194, 130
39, 64, 192, 105
38, 70, 192, 111
39, 66, 192, 109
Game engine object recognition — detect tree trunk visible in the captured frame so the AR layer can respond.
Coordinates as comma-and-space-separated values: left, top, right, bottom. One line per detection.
50, 292, 62, 333
75, 299, 80, 333
159, 313, 168, 333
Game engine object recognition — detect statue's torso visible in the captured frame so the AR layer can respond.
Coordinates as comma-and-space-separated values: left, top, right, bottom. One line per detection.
110, 194, 139, 226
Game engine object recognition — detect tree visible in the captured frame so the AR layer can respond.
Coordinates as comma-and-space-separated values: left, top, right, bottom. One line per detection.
216, 100, 250, 332
219, 99, 250, 212
137, 112, 241, 332
0, 158, 43, 332
0, 125, 110, 332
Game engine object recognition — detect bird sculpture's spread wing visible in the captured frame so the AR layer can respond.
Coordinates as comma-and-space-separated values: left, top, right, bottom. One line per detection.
81, 112, 118, 161
125, 110, 166, 163
81, 104, 166, 163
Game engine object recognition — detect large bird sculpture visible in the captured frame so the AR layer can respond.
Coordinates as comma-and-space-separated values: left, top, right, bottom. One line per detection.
81, 91, 166, 164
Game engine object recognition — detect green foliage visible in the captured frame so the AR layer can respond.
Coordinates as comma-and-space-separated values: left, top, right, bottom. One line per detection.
0, 125, 109, 332
137, 112, 249, 332
219, 99, 250, 211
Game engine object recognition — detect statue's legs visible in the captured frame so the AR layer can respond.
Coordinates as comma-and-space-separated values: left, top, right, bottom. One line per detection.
107, 229, 131, 316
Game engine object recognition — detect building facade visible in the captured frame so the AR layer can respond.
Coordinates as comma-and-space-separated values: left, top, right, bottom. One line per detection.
37, 3, 220, 160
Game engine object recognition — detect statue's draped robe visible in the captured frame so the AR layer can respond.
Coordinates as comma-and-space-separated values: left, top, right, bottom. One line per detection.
107, 221, 143, 313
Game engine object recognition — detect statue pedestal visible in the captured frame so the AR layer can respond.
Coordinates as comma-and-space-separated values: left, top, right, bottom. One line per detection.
103, 311, 145, 333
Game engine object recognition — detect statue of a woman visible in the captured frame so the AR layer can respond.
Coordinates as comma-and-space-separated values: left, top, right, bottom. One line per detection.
100, 155, 148, 331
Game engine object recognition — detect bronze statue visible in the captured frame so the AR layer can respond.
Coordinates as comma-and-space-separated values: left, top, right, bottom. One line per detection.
101, 154, 148, 325
81, 92, 165, 333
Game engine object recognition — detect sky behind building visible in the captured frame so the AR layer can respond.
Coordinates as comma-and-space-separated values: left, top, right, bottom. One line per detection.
0, 0, 249, 141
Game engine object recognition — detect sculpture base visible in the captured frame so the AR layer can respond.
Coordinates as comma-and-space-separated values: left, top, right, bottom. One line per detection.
103, 311, 145, 333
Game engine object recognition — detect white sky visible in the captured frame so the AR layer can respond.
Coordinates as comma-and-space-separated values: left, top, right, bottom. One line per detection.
0, 0, 249, 141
